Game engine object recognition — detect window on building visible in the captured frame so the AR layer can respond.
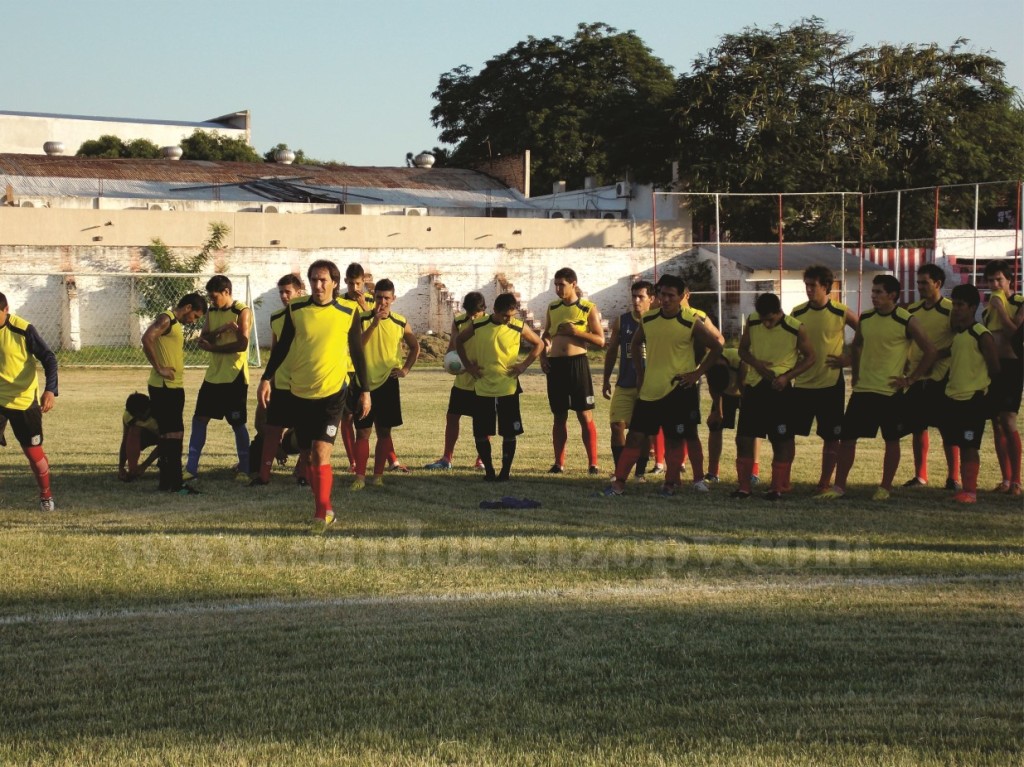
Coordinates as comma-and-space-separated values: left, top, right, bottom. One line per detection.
725, 279, 740, 306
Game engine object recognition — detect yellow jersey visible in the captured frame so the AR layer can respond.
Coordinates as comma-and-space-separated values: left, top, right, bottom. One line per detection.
269, 307, 292, 390
123, 408, 160, 436
284, 297, 358, 400
0, 313, 53, 410
791, 299, 847, 389
906, 297, 952, 381
547, 298, 596, 335
856, 307, 913, 396
361, 310, 408, 392
639, 307, 700, 402
147, 310, 185, 390
720, 347, 743, 396
983, 290, 1024, 333
947, 323, 992, 401
204, 300, 249, 384
471, 316, 524, 398
453, 311, 484, 392
747, 313, 802, 379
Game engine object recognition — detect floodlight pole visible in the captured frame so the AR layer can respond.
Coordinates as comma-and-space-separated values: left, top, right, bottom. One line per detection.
651, 187, 658, 281
778, 194, 784, 294
972, 184, 980, 284
715, 193, 722, 325
858, 195, 865, 315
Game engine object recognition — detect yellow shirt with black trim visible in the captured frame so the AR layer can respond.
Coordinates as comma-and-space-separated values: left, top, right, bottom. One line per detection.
453, 311, 485, 392
361, 310, 408, 392
205, 300, 249, 384
907, 297, 952, 381
0, 314, 42, 409
122, 409, 160, 436
791, 299, 847, 389
747, 313, 802, 379
947, 323, 992, 401
983, 290, 1024, 333
148, 310, 185, 390
639, 307, 700, 402
345, 294, 375, 374
547, 297, 596, 336
720, 347, 743, 397
286, 297, 358, 400
471, 316, 524, 398
269, 307, 293, 390
856, 307, 914, 396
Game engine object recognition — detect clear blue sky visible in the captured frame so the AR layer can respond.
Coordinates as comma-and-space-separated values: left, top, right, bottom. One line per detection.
4, 0, 1021, 166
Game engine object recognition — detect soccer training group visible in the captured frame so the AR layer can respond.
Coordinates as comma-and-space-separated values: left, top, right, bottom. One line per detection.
0, 257, 1021, 529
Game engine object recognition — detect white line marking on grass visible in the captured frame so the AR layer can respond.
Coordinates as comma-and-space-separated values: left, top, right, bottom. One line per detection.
1, 574, 1019, 627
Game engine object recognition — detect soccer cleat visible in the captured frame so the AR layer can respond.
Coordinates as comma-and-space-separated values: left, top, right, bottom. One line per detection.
484, 470, 498, 482
348, 463, 357, 474
547, 464, 564, 474
423, 459, 453, 470
235, 472, 251, 484
1010, 484, 1023, 497
871, 487, 891, 502
496, 470, 510, 482
635, 474, 647, 483
588, 465, 601, 475
295, 475, 309, 487
952, 491, 977, 504
991, 481, 1011, 493
649, 465, 665, 475
902, 477, 927, 488
184, 472, 199, 485
387, 463, 410, 473
704, 474, 720, 484
944, 478, 962, 491
248, 478, 269, 487
692, 479, 710, 493
350, 478, 366, 492
39, 496, 55, 513
311, 511, 336, 535
598, 484, 624, 497
749, 474, 761, 486
656, 483, 678, 498
763, 490, 784, 502
177, 485, 201, 496
729, 489, 751, 499
369, 475, 384, 487
679, 462, 687, 474
812, 485, 831, 497
474, 458, 485, 470
817, 487, 845, 500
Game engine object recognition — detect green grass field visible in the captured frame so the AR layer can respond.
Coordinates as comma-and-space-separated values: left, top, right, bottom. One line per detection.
0, 367, 1021, 766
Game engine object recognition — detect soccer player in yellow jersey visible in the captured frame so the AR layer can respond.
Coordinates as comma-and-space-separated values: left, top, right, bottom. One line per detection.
603, 274, 722, 496
901, 264, 959, 490
141, 292, 207, 494
982, 260, 1023, 495
456, 293, 543, 481
790, 265, 858, 493
339, 262, 377, 471
185, 275, 253, 483
258, 260, 371, 533
250, 273, 305, 486
942, 284, 1001, 503
352, 279, 420, 489
820, 275, 937, 501
540, 267, 605, 474
0, 292, 60, 511
735, 293, 816, 500
118, 392, 160, 482
425, 291, 488, 470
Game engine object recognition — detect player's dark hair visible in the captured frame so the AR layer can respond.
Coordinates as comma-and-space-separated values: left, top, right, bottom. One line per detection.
277, 273, 304, 290
554, 267, 577, 283
308, 259, 342, 297
205, 274, 232, 294
950, 283, 981, 308
0, 292, 7, 311
493, 293, 518, 314
462, 291, 486, 314
984, 260, 1012, 280
345, 262, 365, 280
631, 280, 655, 296
177, 292, 208, 313
125, 392, 151, 419
655, 273, 686, 295
873, 274, 901, 296
754, 293, 782, 316
374, 279, 396, 294
803, 265, 834, 291
917, 263, 945, 286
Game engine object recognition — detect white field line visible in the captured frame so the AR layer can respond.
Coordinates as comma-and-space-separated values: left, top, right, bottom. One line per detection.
1, 573, 1019, 628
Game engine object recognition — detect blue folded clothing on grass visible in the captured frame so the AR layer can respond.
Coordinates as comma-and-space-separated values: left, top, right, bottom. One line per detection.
479, 496, 542, 509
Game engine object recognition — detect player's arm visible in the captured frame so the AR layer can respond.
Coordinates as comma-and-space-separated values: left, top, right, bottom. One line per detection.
118, 423, 132, 479
209, 307, 251, 354
539, 307, 553, 372
446, 318, 460, 353
827, 308, 858, 369
392, 324, 420, 378
349, 319, 372, 420
703, 314, 726, 345
602, 315, 621, 399
257, 311, 295, 408
574, 305, 606, 349
773, 325, 816, 391
361, 308, 384, 345
629, 324, 647, 390
891, 317, 937, 389
24, 323, 58, 412
677, 320, 723, 387
142, 313, 174, 382
455, 323, 481, 378
979, 331, 1002, 380
510, 324, 544, 376
738, 324, 770, 380
849, 324, 864, 388
987, 292, 1017, 330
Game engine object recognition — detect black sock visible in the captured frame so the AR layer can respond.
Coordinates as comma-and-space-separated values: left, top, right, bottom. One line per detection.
248, 433, 264, 475
635, 450, 649, 477
611, 444, 623, 471
500, 438, 517, 478
475, 436, 494, 474
159, 438, 183, 491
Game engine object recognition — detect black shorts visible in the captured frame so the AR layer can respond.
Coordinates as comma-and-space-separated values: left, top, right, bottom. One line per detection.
148, 385, 185, 435
903, 377, 948, 433
709, 394, 740, 432
447, 386, 477, 417
195, 372, 248, 425
737, 382, 795, 444
989, 359, 1023, 414
265, 386, 298, 428
137, 428, 160, 450
293, 388, 346, 450
354, 376, 403, 431
0, 402, 43, 447
939, 392, 988, 450
840, 391, 910, 441
629, 385, 700, 440
791, 377, 846, 440
546, 355, 596, 414
473, 388, 524, 438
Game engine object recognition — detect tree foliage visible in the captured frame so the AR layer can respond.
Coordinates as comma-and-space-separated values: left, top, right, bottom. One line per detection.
180, 130, 262, 162
77, 135, 161, 159
431, 22, 677, 193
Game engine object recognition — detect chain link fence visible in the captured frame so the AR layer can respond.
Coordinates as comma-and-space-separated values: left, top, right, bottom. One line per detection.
2, 273, 260, 367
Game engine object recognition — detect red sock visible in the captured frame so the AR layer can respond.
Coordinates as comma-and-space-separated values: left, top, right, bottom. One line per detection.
881, 441, 901, 490
583, 421, 599, 467
374, 436, 394, 477
1011, 431, 1022, 485
834, 442, 857, 490
994, 429, 1011, 482
680, 440, 688, 464
442, 413, 460, 462
340, 416, 355, 468
771, 461, 792, 493
259, 425, 284, 483
686, 438, 704, 481
310, 463, 333, 519
655, 430, 666, 464
387, 448, 399, 466
962, 458, 980, 493
354, 437, 370, 477
736, 456, 754, 493
614, 445, 642, 483
665, 443, 685, 485
819, 441, 839, 489
752, 461, 761, 478
947, 444, 961, 485
552, 422, 567, 466
913, 431, 929, 482
24, 445, 51, 498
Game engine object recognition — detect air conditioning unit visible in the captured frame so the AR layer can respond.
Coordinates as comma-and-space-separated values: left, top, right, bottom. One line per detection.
16, 199, 46, 208
614, 181, 631, 198
601, 211, 625, 220
547, 210, 567, 219
342, 203, 364, 215
487, 207, 508, 218
263, 204, 281, 214
148, 203, 169, 211
403, 207, 427, 216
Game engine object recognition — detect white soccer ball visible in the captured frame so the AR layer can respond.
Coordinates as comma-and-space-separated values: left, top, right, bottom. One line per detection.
444, 350, 463, 375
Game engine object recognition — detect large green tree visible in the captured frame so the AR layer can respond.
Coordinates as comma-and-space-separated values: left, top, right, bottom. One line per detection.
77, 135, 162, 159
431, 22, 677, 193
179, 130, 262, 162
